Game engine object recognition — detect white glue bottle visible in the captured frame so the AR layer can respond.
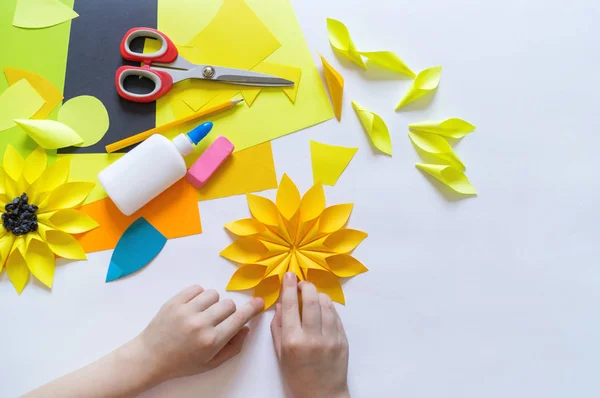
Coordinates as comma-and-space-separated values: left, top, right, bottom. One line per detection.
99, 122, 213, 216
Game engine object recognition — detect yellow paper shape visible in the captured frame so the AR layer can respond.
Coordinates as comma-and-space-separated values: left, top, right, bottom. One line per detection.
222, 175, 368, 309
57, 95, 109, 147
409, 118, 476, 139
252, 62, 302, 103
359, 51, 415, 78
12, 0, 78, 29
416, 163, 477, 195
320, 56, 344, 121
4, 67, 63, 119
396, 65, 442, 110
13, 119, 83, 149
351, 101, 392, 155
326, 18, 365, 69
0, 79, 44, 131
240, 88, 262, 107
408, 131, 465, 169
310, 141, 357, 186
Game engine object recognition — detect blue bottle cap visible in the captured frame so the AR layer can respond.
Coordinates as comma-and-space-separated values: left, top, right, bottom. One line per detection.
187, 122, 213, 145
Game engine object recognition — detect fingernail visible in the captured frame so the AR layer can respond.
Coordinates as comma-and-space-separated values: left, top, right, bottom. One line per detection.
285, 272, 296, 283
253, 297, 265, 308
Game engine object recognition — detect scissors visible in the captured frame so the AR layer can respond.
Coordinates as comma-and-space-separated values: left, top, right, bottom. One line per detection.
115, 27, 294, 103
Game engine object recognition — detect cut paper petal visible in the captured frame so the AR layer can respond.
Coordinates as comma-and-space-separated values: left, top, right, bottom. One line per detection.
326, 18, 365, 69
226, 264, 267, 291
310, 141, 357, 186
409, 118, 476, 139
320, 55, 344, 121
58, 96, 109, 147
325, 254, 368, 277
6, 243, 29, 294
106, 218, 167, 282
307, 268, 345, 304
12, 0, 79, 29
0, 234, 15, 272
45, 209, 99, 234
416, 163, 477, 195
41, 182, 95, 212
247, 194, 279, 226
26, 158, 70, 203
44, 229, 87, 260
408, 131, 465, 169
13, 119, 83, 149
359, 51, 415, 78
0, 78, 44, 131
299, 183, 325, 223
323, 229, 368, 253
319, 204, 354, 233
4, 67, 64, 119
352, 101, 392, 155
3, 144, 25, 181
395, 65, 442, 110
276, 174, 301, 220
25, 239, 55, 288
23, 147, 47, 184
220, 237, 268, 264
252, 62, 302, 103
240, 88, 262, 107
225, 218, 266, 236
254, 275, 282, 310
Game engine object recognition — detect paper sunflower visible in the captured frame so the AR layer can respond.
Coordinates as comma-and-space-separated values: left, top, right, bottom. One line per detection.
221, 174, 368, 309
0, 145, 97, 294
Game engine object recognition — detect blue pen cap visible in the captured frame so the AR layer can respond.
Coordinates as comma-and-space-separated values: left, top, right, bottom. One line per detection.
187, 122, 213, 145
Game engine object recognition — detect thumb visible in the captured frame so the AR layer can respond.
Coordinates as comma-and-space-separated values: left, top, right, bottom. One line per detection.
207, 326, 250, 369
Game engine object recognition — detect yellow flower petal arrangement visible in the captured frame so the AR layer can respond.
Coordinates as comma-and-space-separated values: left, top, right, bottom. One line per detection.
221, 174, 368, 309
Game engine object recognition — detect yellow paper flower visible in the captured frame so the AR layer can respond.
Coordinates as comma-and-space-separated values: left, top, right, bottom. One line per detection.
0, 145, 98, 294
221, 174, 368, 309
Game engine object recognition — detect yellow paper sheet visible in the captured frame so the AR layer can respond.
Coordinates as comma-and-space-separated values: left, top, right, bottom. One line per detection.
320, 55, 344, 121
13, 119, 83, 149
351, 101, 392, 155
57, 95, 110, 147
0, 78, 45, 131
310, 141, 357, 186
4, 67, 63, 119
396, 65, 442, 110
12, 0, 78, 29
409, 118, 476, 139
408, 131, 465, 169
240, 87, 262, 106
252, 62, 302, 103
416, 163, 477, 195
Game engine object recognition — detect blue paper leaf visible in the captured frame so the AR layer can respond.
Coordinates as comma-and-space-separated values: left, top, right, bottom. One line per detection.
106, 217, 167, 282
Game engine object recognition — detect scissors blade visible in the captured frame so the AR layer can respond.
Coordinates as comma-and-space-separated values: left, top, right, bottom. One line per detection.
211, 66, 294, 87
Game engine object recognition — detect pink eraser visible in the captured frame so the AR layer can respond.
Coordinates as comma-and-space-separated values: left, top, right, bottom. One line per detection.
186, 136, 234, 189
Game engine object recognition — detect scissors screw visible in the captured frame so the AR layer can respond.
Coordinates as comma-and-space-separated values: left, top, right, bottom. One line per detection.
202, 66, 216, 79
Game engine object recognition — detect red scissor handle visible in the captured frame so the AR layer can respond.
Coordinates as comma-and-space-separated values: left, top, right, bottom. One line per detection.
120, 27, 178, 64
115, 66, 173, 103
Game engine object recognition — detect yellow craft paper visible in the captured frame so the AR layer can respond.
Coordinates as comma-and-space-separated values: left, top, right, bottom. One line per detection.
408, 131, 465, 169
58, 95, 109, 147
351, 101, 392, 155
12, 0, 78, 29
396, 65, 442, 110
13, 119, 83, 149
359, 51, 415, 78
320, 55, 343, 121
240, 87, 262, 107
326, 18, 365, 69
252, 62, 302, 103
409, 118, 476, 139
416, 163, 477, 195
310, 141, 357, 186
0, 79, 45, 131
4, 67, 63, 119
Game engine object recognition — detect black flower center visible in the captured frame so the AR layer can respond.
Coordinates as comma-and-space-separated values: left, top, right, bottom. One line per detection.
2, 193, 38, 236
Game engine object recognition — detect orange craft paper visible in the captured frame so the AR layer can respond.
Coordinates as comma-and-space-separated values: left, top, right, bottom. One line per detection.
76, 179, 202, 253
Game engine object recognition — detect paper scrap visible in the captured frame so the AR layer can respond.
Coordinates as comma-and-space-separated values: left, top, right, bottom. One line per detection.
252, 62, 302, 103
416, 163, 477, 195
310, 141, 357, 186
0, 79, 44, 131
13, 119, 83, 149
320, 55, 344, 121
351, 101, 392, 155
359, 51, 415, 78
221, 174, 368, 309
409, 118, 476, 139
58, 95, 109, 147
12, 0, 78, 29
4, 67, 63, 119
408, 131, 465, 169
105, 218, 167, 282
396, 65, 442, 110
326, 18, 365, 69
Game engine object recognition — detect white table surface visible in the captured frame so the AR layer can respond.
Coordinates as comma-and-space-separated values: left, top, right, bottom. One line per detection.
2, 0, 600, 396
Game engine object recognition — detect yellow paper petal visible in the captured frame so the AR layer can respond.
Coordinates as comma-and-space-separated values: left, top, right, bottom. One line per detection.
44, 229, 87, 260
224, 218, 266, 236
299, 183, 325, 223
265, 253, 291, 278
220, 237, 268, 264
252, 62, 302, 103
12, 0, 78, 29
306, 269, 345, 304
226, 264, 267, 291
323, 229, 368, 253
41, 182, 95, 212
6, 242, 29, 294
0, 234, 15, 272
310, 141, 357, 186
23, 147, 47, 184
39, 209, 99, 234
352, 101, 392, 155
254, 275, 282, 310
409, 118, 476, 139
26, 158, 70, 204
276, 174, 301, 220
395, 65, 442, 110
255, 252, 289, 270
0, 78, 45, 131
288, 253, 305, 281
320, 55, 344, 121
296, 251, 326, 271
298, 250, 331, 269
25, 239, 55, 288
416, 163, 477, 195
4, 67, 64, 119
14, 119, 84, 149
325, 254, 368, 277
318, 204, 354, 233
359, 51, 415, 78
326, 18, 365, 69
258, 226, 290, 247
3, 144, 25, 181
247, 194, 279, 227
408, 131, 465, 169
58, 96, 110, 147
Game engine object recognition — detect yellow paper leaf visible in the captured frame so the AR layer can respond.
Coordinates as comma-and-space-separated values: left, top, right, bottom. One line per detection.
14, 119, 83, 149
44, 229, 86, 260
409, 118, 476, 139
416, 163, 477, 195
247, 194, 279, 227
3, 144, 25, 181
323, 229, 368, 253
252, 62, 302, 103
4, 67, 64, 119
307, 268, 345, 304
226, 264, 267, 291
318, 204, 354, 233
254, 275, 282, 310
359, 51, 415, 77
58, 96, 109, 147
224, 218, 266, 236
408, 131, 465, 169
25, 239, 55, 288
396, 65, 442, 110
352, 101, 392, 155
220, 237, 268, 264
276, 174, 301, 220
12, 0, 78, 29
22, 146, 47, 184
310, 141, 357, 186
320, 55, 344, 121
40, 182, 95, 212
326, 18, 365, 69
0, 79, 44, 131
42, 209, 99, 234
325, 254, 368, 277
299, 183, 325, 223
6, 242, 29, 294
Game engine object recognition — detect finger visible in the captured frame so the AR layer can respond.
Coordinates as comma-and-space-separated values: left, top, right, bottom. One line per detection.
171, 285, 204, 305
207, 326, 250, 369
281, 272, 301, 333
187, 289, 219, 312
270, 303, 283, 358
318, 293, 337, 335
333, 304, 348, 342
215, 297, 264, 348
204, 298, 237, 325
299, 281, 321, 334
